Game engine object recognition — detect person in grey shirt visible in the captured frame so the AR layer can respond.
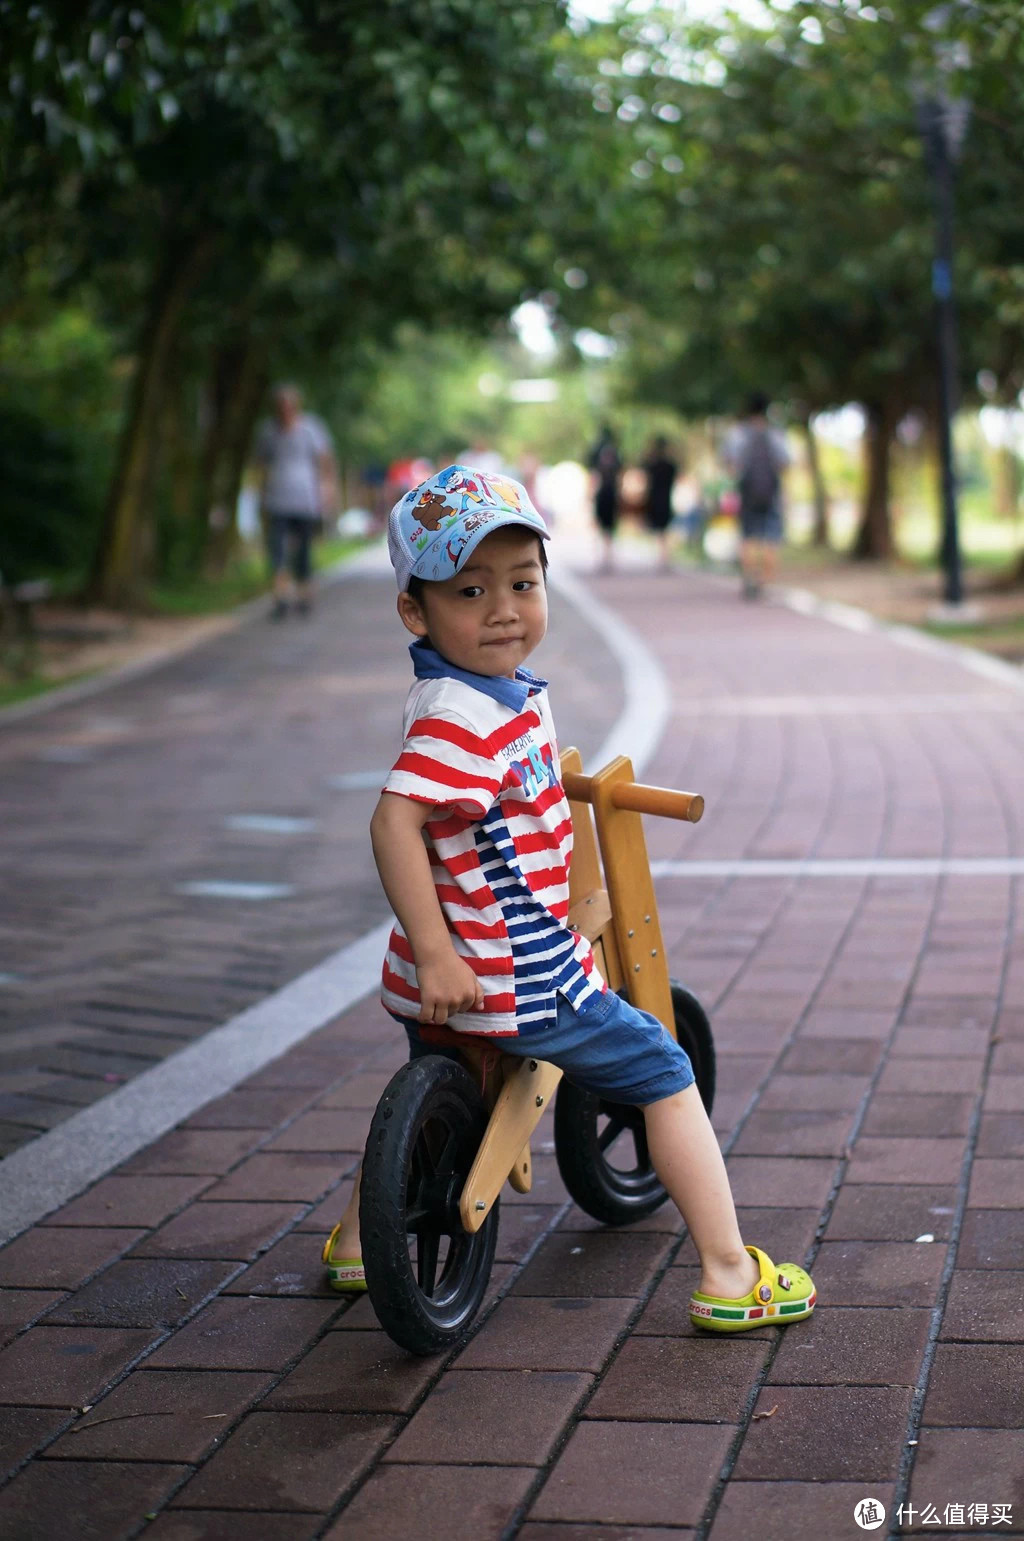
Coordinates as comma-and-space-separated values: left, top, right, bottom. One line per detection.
721, 393, 790, 599
254, 384, 338, 618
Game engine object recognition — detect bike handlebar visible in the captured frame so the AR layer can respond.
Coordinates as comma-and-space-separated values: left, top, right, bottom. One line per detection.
562, 771, 704, 824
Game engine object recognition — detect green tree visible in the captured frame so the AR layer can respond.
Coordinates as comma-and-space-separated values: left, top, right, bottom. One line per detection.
551, 1, 1024, 560
2, 1, 586, 603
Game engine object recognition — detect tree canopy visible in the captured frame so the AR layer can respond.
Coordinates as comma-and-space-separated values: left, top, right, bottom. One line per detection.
2, 0, 591, 598
3, 0, 1024, 598
543, 0, 1024, 555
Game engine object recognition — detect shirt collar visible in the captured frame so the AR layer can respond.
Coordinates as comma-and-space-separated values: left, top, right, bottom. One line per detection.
410, 638, 546, 711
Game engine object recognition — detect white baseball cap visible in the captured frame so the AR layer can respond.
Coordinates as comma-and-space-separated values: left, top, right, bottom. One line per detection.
387, 464, 549, 592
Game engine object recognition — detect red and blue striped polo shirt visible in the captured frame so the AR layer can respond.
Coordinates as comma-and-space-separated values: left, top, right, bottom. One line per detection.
380, 640, 606, 1037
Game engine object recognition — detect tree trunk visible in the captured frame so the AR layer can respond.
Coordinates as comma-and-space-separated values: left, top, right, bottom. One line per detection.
851, 402, 896, 560
153, 361, 202, 582
799, 410, 830, 547
197, 337, 268, 577
995, 441, 1020, 520
89, 232, 213, 607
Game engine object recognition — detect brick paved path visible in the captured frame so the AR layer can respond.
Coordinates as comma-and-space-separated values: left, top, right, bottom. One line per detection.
0, 566, 620, 1158
1, 560, 1022, 1539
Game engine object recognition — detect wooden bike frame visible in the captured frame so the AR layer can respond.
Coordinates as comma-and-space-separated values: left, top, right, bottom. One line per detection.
457, 750, 703, 1233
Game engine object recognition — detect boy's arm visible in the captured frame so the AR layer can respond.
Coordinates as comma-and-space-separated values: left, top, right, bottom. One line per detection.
370, 792, 485, 1025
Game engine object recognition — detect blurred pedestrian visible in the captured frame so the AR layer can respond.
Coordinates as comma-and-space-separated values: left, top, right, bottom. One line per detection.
516, 451, 551, 529
643, 434, 680, 571
722, 392, 789, 599
587, 425, 622, 571
254, 384, 338, 619
386, 457, 434, 498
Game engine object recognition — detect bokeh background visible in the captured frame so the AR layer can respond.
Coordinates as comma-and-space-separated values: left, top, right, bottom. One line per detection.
3, 0, 1024, 688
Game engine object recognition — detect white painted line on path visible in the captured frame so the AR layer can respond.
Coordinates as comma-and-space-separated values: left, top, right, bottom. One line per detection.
176, 881, 296, 901
672, 692, 1018, 717
652, 857, 1024, 879
776, 585, 1024, 695
549, 567, 669, 776
0, 551, 670, 1240
326, 770, 389, 791
224, 815, 317, 835
37, 746, 94, 763
0, 922, 392, 1245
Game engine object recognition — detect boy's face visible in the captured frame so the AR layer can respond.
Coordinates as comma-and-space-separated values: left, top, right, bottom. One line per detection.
397, 526, 548, 679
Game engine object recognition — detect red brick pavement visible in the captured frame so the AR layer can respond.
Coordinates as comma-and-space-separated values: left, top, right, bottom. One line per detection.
0, 569, 621, 1157
1, 563, 1022, 1538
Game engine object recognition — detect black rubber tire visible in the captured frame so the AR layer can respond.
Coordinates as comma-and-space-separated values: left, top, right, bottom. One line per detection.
553, 980, 717, 1227
360, 1055, 498, 1356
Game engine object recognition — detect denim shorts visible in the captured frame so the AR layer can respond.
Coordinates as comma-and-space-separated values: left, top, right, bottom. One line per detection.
399, 988, 693, 1106
739, 504, 783, 542
267, 513, 316, 580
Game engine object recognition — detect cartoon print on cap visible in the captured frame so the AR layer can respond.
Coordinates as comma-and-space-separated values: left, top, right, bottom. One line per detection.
488, 475, 523, 508
388, 463, 548, 593
445, 534, 468, 567
414, 489, 454, 531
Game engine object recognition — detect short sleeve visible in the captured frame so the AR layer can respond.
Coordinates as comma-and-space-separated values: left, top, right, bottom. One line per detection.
304, 415, 332, 457
383, 711, 501, 819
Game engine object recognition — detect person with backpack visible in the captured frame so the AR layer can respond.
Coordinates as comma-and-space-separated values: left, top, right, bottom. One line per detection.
722, 392, 790, 599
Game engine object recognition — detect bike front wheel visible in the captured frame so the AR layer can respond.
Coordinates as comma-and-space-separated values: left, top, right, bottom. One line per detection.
360, 1055, 498, 1356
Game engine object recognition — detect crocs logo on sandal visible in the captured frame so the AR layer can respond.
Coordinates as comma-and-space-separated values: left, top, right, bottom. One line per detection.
758, 1284, 773, 1303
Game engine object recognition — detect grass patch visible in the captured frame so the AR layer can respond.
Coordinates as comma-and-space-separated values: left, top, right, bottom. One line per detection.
923, 611, 1024, 651
0, 669, 96, 711
903, 545, 1017, 574
315, 536, 363, 570
147, 559, 268, 617
146, 537, 365, 616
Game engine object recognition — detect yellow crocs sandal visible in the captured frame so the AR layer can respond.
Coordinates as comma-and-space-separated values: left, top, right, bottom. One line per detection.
690, 1245, 816, 1332
322, 1222, 367, 1293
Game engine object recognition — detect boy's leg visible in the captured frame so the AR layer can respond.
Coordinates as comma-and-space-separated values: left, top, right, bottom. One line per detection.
498, 993, 811, 1315
322, 1165, 366, 1290
491, 997, 747, 1290
643, 1085, 758, 1301
332, 1165, 361, 1256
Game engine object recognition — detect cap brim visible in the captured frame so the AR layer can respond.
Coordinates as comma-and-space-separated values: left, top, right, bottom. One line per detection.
408, 510, 549, 586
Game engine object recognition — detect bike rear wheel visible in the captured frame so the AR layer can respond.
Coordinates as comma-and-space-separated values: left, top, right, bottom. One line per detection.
553, 981, 716, 1226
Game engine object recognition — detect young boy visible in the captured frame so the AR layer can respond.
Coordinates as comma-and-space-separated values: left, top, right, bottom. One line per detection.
324, 465, 816, 1331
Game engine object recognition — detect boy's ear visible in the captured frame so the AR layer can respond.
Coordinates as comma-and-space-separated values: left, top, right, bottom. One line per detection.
397, 590, 429, 638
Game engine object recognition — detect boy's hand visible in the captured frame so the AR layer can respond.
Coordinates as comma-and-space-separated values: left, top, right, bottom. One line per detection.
416, 951, 486, 1025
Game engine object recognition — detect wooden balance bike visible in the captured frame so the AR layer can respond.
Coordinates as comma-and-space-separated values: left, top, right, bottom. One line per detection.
359, 750, 716, 1355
